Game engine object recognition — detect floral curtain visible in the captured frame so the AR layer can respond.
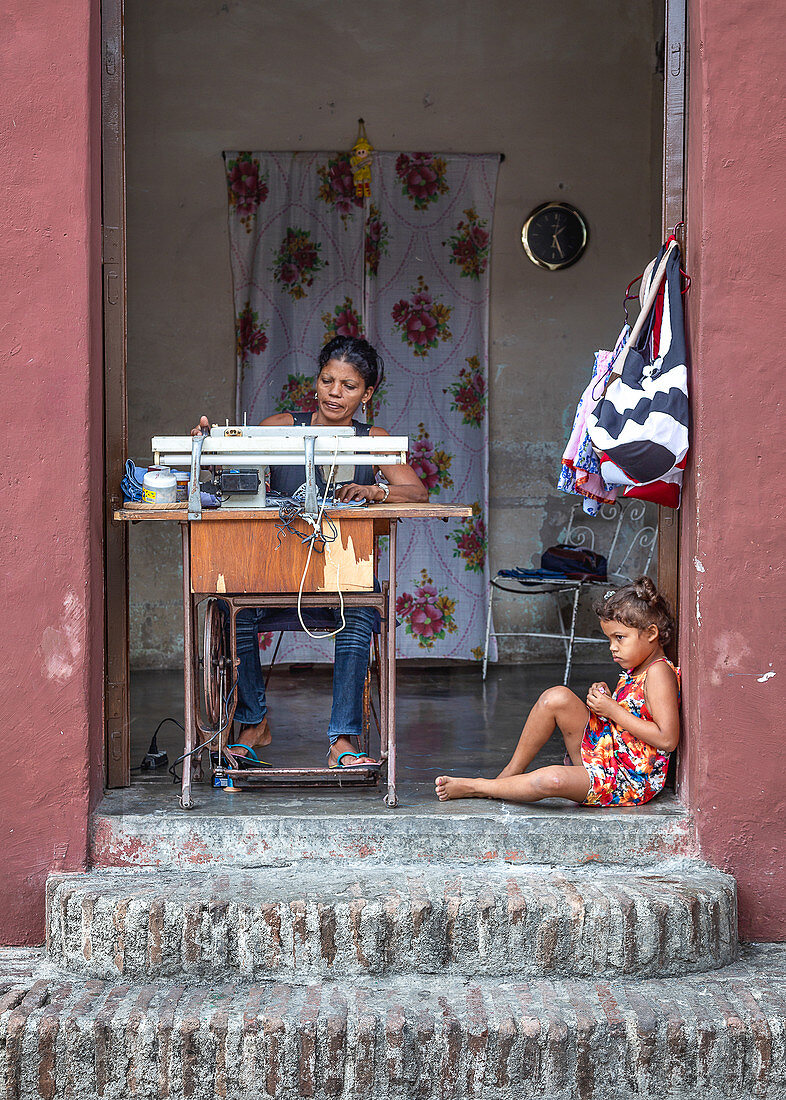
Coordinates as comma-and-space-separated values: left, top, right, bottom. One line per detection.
225, 150, 499, 662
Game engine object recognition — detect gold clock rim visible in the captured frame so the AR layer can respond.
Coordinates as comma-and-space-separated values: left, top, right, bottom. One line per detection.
521, 201, 589, 271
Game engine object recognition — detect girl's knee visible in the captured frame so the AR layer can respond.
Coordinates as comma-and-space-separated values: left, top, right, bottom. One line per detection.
538, 685, 576, 712
531, 766, 568, 797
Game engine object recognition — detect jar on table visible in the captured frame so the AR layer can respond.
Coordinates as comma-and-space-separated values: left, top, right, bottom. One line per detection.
143, 466, 177, 504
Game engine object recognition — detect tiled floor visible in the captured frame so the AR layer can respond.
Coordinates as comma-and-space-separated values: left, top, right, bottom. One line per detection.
127, 661, 677, 810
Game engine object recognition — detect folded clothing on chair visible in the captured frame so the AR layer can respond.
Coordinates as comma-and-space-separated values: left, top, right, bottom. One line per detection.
539, 544, 607, 581
496, 567, 569, 583
497, 545, 607, 584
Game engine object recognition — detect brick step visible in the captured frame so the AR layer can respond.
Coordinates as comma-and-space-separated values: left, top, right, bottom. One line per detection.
46, 863, 737, 981
1, 945, 784, 1100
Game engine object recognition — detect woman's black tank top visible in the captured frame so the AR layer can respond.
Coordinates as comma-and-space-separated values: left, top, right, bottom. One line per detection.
268, 411, 374, 497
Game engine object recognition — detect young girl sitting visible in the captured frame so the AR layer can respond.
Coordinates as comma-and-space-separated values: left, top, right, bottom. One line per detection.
435, 577, 680, 807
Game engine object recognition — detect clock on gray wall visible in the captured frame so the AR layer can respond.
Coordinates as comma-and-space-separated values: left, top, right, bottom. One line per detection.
521, 202, 589, 270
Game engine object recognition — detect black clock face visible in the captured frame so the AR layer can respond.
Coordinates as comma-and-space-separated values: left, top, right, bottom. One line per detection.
522, 203, 588, 270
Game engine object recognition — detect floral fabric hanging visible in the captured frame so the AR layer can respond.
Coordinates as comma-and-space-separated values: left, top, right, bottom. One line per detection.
224, 149, 499, 662
224, 150, 365, 426
365, 153, 499, 659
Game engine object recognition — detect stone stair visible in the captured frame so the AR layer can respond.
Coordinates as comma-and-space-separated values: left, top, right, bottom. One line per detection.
46, 864, 737, 982
1, 799, 785, 1097
1, 940, 785, 1099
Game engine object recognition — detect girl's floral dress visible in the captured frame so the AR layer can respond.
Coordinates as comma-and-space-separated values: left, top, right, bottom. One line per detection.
580, 657, 680, 807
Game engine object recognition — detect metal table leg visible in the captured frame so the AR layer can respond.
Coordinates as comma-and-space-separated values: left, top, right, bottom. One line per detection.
385, 520, 398, 807
181, 522, 196, 809
482, 581, 494, 681
563, 585, 582, 686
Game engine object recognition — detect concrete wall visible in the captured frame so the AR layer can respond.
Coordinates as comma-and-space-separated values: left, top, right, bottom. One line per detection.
125, 0, 663, 667
0, 0, 103, 943
681, 0, 786, 941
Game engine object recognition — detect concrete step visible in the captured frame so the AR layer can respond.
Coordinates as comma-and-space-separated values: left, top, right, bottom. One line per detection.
46, 863, 736, 981
1, 945, 784, 1100
90, 788, 695, 869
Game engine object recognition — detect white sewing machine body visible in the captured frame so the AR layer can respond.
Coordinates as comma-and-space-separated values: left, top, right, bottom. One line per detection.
152, 424, 409, 519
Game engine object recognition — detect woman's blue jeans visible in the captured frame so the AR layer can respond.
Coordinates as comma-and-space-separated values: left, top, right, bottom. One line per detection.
232, 597, 378, 746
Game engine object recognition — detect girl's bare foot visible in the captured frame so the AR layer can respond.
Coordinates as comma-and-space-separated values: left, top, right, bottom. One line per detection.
435, 776, 484, 801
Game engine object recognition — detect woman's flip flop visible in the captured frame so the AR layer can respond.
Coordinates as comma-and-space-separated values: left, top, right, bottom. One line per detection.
329, 751, 381, 770
212, 743, 272, 769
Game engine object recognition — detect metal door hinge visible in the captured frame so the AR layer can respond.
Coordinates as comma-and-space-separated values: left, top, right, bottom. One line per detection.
670, 42, 682, 76
102, 226, 121, 264
108, 727, 123, 761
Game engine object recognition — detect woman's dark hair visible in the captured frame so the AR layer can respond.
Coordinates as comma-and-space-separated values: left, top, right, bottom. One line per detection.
318, 336, 384, 392
592, 576, 675, 647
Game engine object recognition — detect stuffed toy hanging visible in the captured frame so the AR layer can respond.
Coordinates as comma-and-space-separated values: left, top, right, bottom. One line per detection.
350, 118, 373, 198
587, 238, 689, 508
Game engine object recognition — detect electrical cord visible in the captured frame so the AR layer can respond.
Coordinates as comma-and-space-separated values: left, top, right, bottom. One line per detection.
130, 717, 183, 772
168, 676, 238, 783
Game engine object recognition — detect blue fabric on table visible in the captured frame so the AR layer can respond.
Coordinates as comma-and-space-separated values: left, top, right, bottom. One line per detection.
121, 460, 147, 502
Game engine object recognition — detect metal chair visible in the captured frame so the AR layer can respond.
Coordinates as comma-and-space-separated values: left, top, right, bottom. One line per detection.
482, 501, 657, 684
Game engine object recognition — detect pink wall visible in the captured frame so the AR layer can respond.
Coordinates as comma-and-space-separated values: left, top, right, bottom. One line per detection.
0, 0, 104, 943
681, 0, 786, 940
1, 0, 784, 946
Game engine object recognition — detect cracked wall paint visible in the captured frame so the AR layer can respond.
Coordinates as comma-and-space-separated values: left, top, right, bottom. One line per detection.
39, 590, 84, 682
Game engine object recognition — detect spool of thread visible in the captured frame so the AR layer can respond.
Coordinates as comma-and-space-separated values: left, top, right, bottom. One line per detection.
174, 471, 190, 502
143, 465, 177, 504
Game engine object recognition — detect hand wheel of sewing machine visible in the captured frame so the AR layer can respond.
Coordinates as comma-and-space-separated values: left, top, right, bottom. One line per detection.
201, 598, 232, 777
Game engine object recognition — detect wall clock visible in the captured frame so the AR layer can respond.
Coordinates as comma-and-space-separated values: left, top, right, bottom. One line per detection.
521, 202, 589, 271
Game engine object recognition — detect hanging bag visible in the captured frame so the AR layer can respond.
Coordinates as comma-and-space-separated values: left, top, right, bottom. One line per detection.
587, 239, 689, 508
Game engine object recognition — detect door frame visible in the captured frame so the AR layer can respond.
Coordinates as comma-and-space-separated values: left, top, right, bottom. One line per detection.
100, 0, 688, 787
102, 0, 130, 787
658, 0, 688, 625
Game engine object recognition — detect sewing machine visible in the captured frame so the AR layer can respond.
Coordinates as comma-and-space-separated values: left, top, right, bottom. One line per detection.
117, 424, 469, 808
152, 423, 409, 519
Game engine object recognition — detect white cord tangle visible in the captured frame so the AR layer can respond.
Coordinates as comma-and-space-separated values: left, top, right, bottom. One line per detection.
297, 441, 346, 639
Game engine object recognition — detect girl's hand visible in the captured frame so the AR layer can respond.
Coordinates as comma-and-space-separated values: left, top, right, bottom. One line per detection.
334, 482, 386, 504
587, 682, 614, 717
191, 415, 211, 437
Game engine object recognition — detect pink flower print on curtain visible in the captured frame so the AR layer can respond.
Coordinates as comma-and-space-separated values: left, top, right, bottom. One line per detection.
275, 374, 318, 414
365, 151, 499, 661
444, 208, 491, 281
272, 227, 327, 300
395, 153, 450, 209
317, 154, 364, 224
226, 152, 269, 232
396, 570, 458, 650
235, 302, 268, 377
321, 296, 364, 343
447, 502, 487, 574
391, 276, 452, 356
410, 424, 454, 496
444, 354, 486, 427
365, 204, 389, 276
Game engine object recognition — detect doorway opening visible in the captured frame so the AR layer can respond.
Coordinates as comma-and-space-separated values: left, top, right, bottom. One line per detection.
102, 0, 685, 808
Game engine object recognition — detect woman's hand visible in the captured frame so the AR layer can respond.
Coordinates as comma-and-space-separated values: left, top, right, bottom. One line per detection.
586, 682, 615, 718
334, 482, 386, 504
191, 415, 211, 437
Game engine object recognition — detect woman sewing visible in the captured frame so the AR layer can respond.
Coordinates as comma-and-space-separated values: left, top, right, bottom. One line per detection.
193, 336, 426, 769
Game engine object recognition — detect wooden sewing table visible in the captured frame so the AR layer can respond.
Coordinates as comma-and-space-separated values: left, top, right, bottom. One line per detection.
115, 502, 471, 808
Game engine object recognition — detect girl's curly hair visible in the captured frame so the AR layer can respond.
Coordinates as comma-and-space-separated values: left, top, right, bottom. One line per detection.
592, 576, 675, 647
